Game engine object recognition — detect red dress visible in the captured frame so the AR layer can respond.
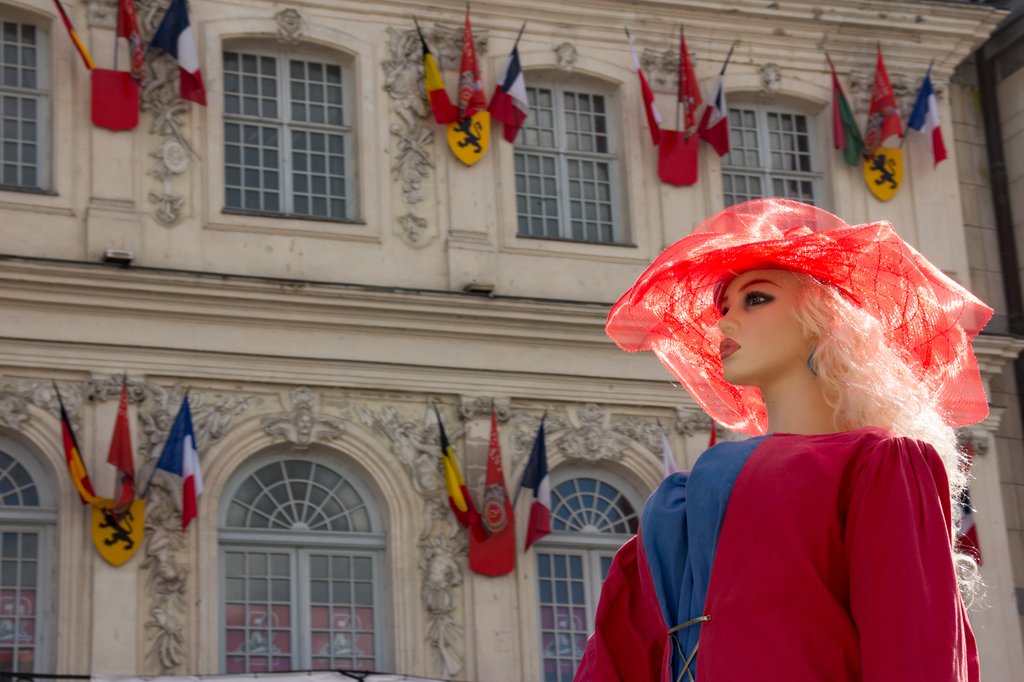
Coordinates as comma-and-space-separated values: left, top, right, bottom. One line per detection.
575, 427, 979, 681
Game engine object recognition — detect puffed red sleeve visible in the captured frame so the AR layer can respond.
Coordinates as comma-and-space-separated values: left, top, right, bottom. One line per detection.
843, 436, 979, 682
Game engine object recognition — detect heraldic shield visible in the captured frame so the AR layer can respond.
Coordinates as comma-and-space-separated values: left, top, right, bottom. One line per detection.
862, 146, 903, 202
447, 111, 490, 166
91, 499, 145, 566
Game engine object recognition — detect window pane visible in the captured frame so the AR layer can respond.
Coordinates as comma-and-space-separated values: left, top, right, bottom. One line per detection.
223, 551, 292, 673
537, 552, 588, 681
723, 107, 817, 206
308, 553, 376, 670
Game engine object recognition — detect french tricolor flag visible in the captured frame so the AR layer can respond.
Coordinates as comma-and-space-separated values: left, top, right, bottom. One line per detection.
150, 0, 206, 105
518, 418, 551, 551
155, 395, 204, 530
488, 44, 529, 143
906, 70, 946, 166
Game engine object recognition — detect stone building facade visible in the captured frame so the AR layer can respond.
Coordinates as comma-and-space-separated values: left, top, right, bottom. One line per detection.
0, 1, 1021, 681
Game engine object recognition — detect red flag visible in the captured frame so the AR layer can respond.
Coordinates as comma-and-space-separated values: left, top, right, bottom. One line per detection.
456, 8, 486, 119
657, 129, 699, 186
488, 43, 529, 142
91, 69, 140, 130
117, 0, 145, 81
708, 421, 717, 448
678, 30, 702, 133
626, 29, 662, 146
863, 48, 902, 156
469, 411, 516, 576
107, 378, 135, 511
697, 73, 729, 156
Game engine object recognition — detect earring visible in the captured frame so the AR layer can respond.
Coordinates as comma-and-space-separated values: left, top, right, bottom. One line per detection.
806, 349, 819, 377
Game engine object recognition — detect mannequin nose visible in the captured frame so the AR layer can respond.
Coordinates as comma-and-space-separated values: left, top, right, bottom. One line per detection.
718, 316, 736, 335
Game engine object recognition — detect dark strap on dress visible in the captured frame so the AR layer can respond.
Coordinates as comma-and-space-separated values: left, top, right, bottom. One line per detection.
667, 614, 710, 682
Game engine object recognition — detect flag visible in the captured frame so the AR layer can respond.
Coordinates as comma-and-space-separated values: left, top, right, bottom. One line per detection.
518, 418, 551, 551
52, 0, 95, 70
697, 73, 729, 156
956, 488, 982, 566
149, 0, 206, 105
488, 43, 529, 143
56, 386, 98, 505
117, 0, 145, 81
906, 70, 947, 166
863, 48, 901, 156
436, 408, 480, 530
708, 420, 717, 448
154, 396, 203, 530
416, 21, 459, 125
827, 55, 864, 167
456, 8, 486, 119
626, 29, 662, 146
661, 429, 677, 477
469, 411, 516, 576
678, 30, 702, 133
657, 130, 699, 186
106, 378, 135, 511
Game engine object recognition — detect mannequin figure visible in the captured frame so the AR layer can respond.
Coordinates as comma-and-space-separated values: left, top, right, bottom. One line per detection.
575, 199, 988, 682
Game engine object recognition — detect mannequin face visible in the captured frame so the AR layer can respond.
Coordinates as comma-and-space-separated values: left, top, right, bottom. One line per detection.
716, 269, 814, 389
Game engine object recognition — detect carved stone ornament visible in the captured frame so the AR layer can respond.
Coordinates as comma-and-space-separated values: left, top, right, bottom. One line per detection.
383, 27, 436, 248
0, 392, 29, 429
0, 379, 85, 430
458, 396, 512, 422
759, 63, 782, 99
354, 402, 467, 679
429, 24, 489, 69
848, 67, 942, 118
641, 46, 683, 92
609, 414, 663, 455
86, 0, 118, 28
673, 405, 741, 443
275, 8, 304, 44
86, 374, 148, 404
261, 387, 345, 448
137, 383, 260, 674
554, 42, 579, 72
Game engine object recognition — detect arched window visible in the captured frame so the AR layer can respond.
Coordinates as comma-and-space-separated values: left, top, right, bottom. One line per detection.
222, 48, 356, 221
535, 474, 640, 682
0, 434, 56, 674
219, 457, 385, 673
1, 12, 50, 191
722, 103, 822, 206
514, 76, 624, 244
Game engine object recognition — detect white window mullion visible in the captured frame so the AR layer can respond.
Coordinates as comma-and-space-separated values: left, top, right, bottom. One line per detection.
278, 56, 294, 215
295, 548, 308, 668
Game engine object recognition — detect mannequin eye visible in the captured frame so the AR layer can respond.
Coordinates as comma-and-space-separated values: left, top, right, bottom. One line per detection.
745, 292, 774, 307
719, 305, 730, 316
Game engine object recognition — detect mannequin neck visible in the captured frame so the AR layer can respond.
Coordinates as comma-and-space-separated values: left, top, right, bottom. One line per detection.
761, 370, 837, 435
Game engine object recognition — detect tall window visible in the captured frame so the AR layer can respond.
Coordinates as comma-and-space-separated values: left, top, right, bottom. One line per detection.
536, 475, 640, 682
0, 435, 56, 674
223, 50, 355, 220
1, 19, 48, 191
515, 84, 622, 244
722, 106, 820, 207
220, 458, 385, 673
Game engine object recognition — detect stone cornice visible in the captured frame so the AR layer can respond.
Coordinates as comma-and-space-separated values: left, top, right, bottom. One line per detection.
973, 333, 1024, 382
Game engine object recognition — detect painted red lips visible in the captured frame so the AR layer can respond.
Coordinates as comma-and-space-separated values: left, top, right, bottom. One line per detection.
720, 338, 740, 360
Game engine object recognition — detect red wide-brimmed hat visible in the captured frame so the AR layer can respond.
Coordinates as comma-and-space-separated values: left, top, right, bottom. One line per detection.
606, 198, 993, 435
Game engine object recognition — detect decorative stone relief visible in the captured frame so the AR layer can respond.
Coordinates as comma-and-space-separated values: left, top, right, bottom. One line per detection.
137, 384, 260, 674
641, 47, 681, 92
554, 42, 578, 72
609, 414, 663, 455
429, 24, 488, 68
457, 395, 511, 422
0, 379, 85, 430
553, 403, 635, 462
506, 411, 570, 472
261, 387, 345, 447
848, 68, 942, 117
0, 392, 29, 429
354, 403, 466, 679
275, 8, 304, 44
86, 0, 118, 28
382, 27, 437, 248
759, 63, 782, 99
86, 374, 148, 403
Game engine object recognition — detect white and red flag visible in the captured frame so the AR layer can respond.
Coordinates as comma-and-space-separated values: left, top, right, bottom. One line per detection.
906, 68, 947, 166
117, 0, 145, 81
469, 411, 516, 576
518, 417, 551, 551
107, 377, 135, 511
149, 0, 206, 105
456, 7, 486, 118
863, 48, 901, 156
625, 29, 662, 146
488, 24, 529, 143
154, 395, 203, 530
697, 43, 734, 157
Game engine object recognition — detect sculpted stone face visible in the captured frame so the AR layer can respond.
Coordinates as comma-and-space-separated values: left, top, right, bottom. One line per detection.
716, 269, 813, 390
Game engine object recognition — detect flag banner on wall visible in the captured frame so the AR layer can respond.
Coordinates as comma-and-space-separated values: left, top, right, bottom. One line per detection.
517, 417, 551, 551
447, 7, 490, 165
148, 394, 203, 530
91, 69, 140, 130
862, 48, 903, 201
906, 67, 948, 166
416, 20, 459, 124
697, 43, 735, 157
677, 29, 702, 133
435, 408, 481, 532
827, 53, 864, 167
488, 24, 529, 144
658, 130, 699, 186
118, 0, 145, 80
625, 28, 662, 146
468, 411, 516, 576
150, 0, 207, 105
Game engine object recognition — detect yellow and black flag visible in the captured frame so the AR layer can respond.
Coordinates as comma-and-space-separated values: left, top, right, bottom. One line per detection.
415, 20, 459, 125
434, 408, 480, 530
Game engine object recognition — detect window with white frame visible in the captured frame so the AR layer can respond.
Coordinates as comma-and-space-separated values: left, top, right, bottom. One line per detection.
0, 435, 56, 674
722, 105, 821, 207
535, 474, 640, 682
1, 18, 49, 191
515, 83, 623, 244
223, 50, 355, 221
220, 457, 385, 673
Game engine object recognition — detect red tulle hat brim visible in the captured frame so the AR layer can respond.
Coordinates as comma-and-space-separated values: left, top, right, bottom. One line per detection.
606, 199, 993, 435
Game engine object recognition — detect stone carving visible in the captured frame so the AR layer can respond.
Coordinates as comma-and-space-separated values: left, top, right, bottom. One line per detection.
261, 387, 345, 447
86, 0, 118, 28
275, 8, 304, 44
641, 47, 681, 92
848, 68, 941, 117
674, 406, 739, 442
759, 63, 782, 99
429, 24, 488, 68
382, 27, 437, 248
457, 396, 512, 421
86, 375, 148, 403
554, 42, 578, 72
354, 402, 467, 678
0, 380, 85, 430
553, 404, 632, 462
507, 412, 569, 471
0, 392, 28, 429
137, 384, 260, 674
609, 414, 663, 455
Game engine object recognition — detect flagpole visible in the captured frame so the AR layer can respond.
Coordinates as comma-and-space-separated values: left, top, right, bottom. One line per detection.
676, 27, 683, 133
720, 41, 736, 75
513, 20, 527, 47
